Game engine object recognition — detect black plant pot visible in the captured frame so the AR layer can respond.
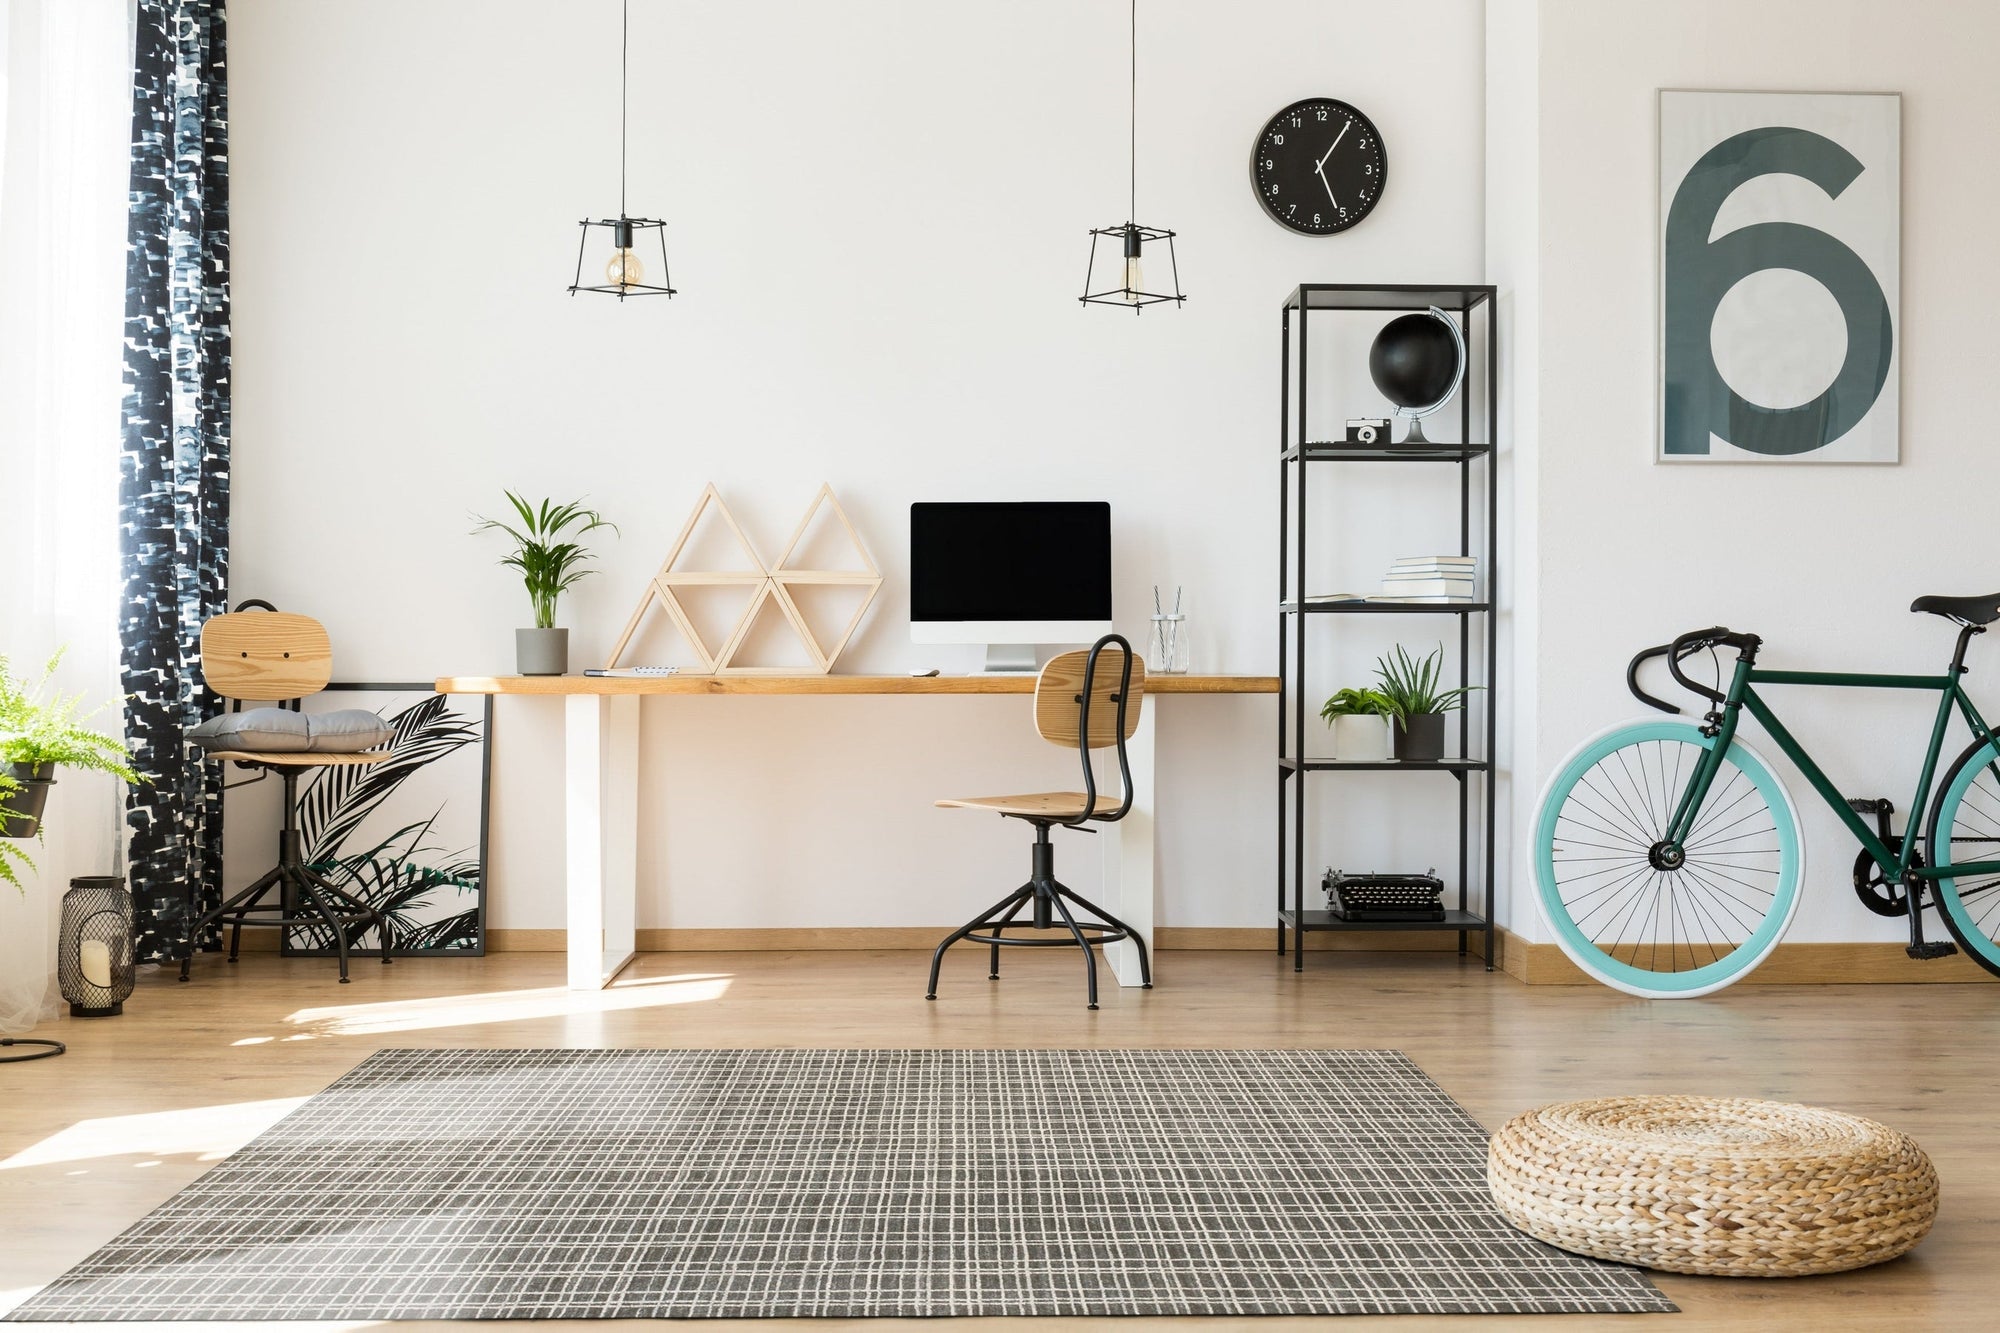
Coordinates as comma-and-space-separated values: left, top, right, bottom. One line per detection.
1393, 714, 1446, 762
1, 763, 55, 839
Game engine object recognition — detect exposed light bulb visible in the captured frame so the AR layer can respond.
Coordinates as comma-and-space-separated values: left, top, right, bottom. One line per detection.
605, 246, 645, 291
1119, 227, 1145, 302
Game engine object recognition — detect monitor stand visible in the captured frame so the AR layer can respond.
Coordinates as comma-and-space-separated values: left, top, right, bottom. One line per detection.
982, 643, 1039, 674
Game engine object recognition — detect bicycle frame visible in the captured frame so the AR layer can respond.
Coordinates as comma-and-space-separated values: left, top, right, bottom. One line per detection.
1663, 630, 2000, 885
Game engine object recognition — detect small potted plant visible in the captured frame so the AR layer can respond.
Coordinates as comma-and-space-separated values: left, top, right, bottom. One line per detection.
0, 651, 142, 841
1319, 686, 1394, 761
473, 493, 618, 676
1374, 643, 1480, 762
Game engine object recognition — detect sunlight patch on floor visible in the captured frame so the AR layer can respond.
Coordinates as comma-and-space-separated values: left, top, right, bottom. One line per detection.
1, 1097, 308, 1171
282, 972, 735, 1036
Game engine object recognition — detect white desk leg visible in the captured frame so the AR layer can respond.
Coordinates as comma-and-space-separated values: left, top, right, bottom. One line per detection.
566, 693, 640, 990
1100, 704, 1156, 987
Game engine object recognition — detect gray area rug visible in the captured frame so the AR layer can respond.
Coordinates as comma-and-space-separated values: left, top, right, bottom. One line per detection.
9, 1048, 1673, 1320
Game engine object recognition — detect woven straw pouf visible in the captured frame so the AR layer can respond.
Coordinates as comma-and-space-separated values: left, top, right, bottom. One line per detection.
1488, 1096, 1937, 1277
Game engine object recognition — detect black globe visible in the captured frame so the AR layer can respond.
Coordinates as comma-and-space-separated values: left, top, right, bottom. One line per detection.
1369, 312, 1462, 410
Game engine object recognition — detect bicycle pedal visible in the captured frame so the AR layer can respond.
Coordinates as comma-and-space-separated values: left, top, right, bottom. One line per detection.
1847, 797, 1894, 816
1906, 941, 1959, 960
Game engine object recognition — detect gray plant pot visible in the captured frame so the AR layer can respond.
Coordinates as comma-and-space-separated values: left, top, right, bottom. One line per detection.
516, 628, 569, 677
1, 762, 56, 839
1393, 714, 1446, 762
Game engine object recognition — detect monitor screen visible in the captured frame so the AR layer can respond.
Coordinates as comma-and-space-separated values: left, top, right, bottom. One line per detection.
909, 502, 1111, 623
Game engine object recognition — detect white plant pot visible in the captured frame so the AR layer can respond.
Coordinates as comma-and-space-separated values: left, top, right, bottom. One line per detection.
1329, 714, 1391, 762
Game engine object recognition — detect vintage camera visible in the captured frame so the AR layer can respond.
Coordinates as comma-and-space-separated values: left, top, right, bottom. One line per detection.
1345, 417, 1392, 445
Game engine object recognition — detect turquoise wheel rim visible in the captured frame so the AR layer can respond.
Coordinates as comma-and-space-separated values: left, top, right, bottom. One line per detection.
1535, 720, 1801, 995
1932, 740, 2000, 969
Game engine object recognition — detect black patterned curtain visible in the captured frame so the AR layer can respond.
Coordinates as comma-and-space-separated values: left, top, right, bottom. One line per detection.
119, 0, 230, 963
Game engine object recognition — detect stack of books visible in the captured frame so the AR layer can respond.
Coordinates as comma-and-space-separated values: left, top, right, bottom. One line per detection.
1375, 555, 1478, 603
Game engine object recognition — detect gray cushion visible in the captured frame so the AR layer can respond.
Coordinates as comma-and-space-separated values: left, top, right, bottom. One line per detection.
187, 708, 310, 753
307, 709, 394, 753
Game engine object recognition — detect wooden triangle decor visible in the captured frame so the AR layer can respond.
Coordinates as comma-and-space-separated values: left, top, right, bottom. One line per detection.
606, 482, 882, 674
769, 484, 883, 672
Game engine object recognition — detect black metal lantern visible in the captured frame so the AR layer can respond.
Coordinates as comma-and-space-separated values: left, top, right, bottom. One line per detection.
58, 875, 135, 1018
1080, 0, 1184, 313
569, 0, 676, 300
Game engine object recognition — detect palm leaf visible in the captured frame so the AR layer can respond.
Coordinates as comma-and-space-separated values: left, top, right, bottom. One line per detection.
297, 696, 478, 864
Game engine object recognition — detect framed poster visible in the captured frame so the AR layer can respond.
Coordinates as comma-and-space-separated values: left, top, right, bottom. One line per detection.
1658, 90, 1899, 463
281, 683, 492, 957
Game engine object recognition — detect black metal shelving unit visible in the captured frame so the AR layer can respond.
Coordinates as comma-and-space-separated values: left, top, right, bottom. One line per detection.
1278, 283, 1497, 972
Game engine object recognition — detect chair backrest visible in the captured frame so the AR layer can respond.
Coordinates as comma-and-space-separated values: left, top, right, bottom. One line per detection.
1034, 640, 1146, 747
200, 611, 333, 702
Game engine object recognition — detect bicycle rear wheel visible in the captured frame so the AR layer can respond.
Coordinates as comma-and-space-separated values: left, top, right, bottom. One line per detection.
1924, 736, 2000, 977
1533, 720, 1804, 997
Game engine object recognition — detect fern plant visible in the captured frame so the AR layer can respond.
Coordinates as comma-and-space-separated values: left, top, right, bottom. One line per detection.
0, 651, 140, 782
0, 771, 36, 893
472, 493, 618, 629
1373, 643, 1481, 721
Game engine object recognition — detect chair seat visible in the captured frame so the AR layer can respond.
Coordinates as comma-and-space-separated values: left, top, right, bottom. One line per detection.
935, 791, 1102, 819
203, 750, 392, 767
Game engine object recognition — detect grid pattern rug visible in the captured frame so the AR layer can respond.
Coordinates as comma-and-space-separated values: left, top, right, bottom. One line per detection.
9, 1048, 1674, 1321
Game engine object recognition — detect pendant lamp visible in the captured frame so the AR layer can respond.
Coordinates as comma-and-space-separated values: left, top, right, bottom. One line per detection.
570, 0, 676, 299
1080, 0, 1183, 312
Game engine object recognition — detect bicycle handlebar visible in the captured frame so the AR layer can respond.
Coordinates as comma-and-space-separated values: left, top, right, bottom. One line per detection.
1627, 627, 1763, 714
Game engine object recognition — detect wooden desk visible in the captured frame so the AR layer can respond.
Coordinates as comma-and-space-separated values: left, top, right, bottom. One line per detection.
437, 673, 1277, 990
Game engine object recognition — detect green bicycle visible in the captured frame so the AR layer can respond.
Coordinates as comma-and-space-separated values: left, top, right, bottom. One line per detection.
1533, 594, 2000, 996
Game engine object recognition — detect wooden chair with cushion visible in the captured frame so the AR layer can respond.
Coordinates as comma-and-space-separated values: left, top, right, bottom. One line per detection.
178, 602, 395, 984
926, 634, 1152, 1009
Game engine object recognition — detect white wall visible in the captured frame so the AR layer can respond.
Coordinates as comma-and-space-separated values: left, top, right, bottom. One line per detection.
227, 1, 1489, 933
1503, 0, 2000, 942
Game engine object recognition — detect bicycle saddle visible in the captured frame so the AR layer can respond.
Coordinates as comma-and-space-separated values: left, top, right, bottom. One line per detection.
1911, 593, 2000, 625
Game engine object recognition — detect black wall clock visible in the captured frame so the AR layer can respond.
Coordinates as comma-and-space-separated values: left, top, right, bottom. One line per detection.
1251, 98, 1386, 235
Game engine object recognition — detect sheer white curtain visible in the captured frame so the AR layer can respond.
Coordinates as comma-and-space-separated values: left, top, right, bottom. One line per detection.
0, 0, 130, 1033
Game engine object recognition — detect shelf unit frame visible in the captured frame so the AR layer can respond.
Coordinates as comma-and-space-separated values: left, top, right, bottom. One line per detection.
1277, 283, 1498, 972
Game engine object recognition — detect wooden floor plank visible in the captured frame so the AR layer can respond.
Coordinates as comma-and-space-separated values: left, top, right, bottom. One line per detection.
0, 949, 1986, 1330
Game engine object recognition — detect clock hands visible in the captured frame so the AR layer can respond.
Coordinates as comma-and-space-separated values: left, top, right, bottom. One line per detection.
1314, 119, 1352, 172
1313, 120, 1352, 211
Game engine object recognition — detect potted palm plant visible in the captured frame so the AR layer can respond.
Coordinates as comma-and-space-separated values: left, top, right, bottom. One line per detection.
1319, 686, 1394, 761
0, 651, 142, 843
473, 493, 618, 676
1374, 643, 1480, 762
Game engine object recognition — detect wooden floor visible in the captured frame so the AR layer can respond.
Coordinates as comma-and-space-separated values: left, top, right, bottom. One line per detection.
1, 948, 1989, 1331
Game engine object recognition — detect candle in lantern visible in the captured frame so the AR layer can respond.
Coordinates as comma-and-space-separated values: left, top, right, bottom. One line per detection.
80, 939, 113, 990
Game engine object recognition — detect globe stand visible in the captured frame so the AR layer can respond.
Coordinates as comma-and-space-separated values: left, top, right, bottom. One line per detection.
1398, 414, 1435, 446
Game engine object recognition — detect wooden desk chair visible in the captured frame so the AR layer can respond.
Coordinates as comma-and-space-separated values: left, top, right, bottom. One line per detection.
177, 605, 394, 984
926, 634, 1153, 1009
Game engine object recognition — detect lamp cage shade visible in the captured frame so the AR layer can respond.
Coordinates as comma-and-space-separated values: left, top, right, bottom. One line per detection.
1080, 223, 1185, 312
59, 876, 135, 1018
570, 216, 677, 299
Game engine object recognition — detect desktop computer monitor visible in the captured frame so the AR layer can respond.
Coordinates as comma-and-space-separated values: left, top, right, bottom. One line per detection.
909, 501, 1112, 672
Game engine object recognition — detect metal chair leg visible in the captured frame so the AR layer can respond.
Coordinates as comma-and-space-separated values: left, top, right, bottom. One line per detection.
291, 869, 353, 983
987, 889, 1033, 980
299, 867, 396, 964
1051, 882, 1152, 989
927, 885, 1032, 1000
1046, 886, 1099, 1010
180, 866, 285, 981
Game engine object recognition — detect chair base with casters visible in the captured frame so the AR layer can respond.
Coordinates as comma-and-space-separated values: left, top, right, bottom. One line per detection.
927, 814, 1151, 1010
179, 758, 395, 985
927, 636, 1152, 1011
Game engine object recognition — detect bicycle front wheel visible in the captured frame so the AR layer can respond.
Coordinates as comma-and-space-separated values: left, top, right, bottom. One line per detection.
1924, 735, 2000, 977
1533, 720, 1804, 997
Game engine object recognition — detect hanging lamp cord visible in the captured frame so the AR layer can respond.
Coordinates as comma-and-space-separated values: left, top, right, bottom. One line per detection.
620, 0, 629, 220
1128, 0, 1136, 226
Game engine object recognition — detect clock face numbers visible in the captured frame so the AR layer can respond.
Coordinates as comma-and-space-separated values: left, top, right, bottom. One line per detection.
1252, 98, 1386, 235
